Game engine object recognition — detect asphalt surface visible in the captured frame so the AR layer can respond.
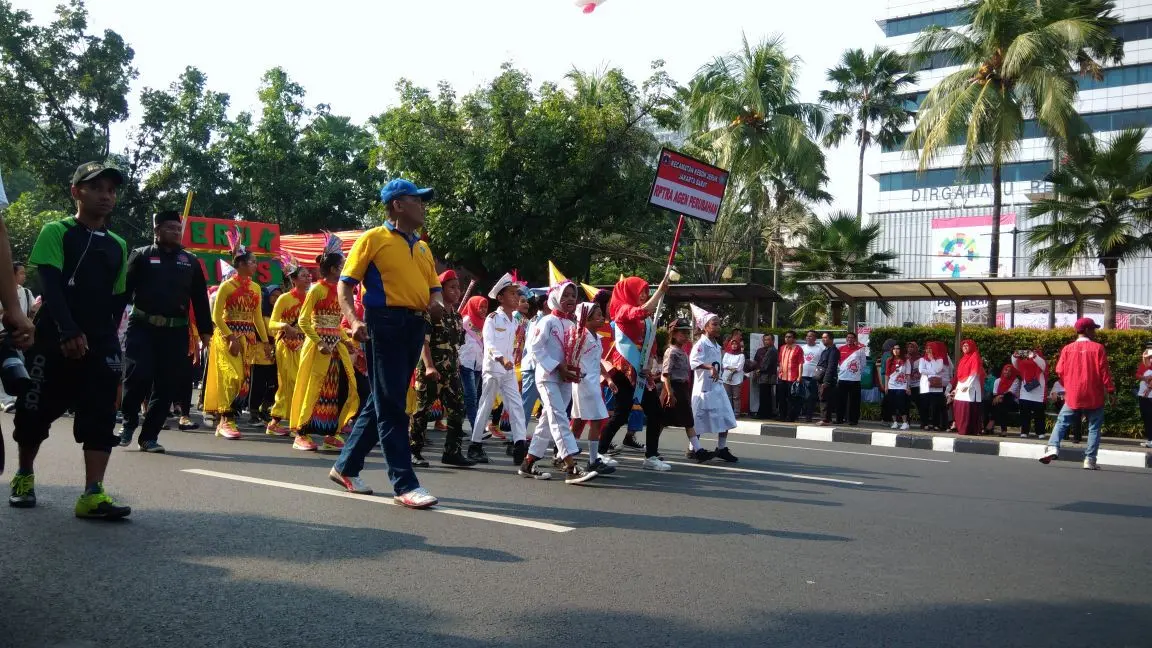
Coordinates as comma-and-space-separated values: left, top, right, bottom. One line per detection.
1, 413, 1150, 648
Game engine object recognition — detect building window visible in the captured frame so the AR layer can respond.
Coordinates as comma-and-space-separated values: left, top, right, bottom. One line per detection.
883, 8, 968, 37
878, 154, 1152, 191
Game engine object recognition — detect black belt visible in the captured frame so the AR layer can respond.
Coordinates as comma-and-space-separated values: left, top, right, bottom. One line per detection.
130, 308, 189, 328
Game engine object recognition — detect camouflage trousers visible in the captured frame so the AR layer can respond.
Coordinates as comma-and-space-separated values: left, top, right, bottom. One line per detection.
409, 363, 466, 454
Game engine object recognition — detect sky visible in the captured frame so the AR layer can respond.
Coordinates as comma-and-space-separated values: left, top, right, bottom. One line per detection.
24, 0, 888, 216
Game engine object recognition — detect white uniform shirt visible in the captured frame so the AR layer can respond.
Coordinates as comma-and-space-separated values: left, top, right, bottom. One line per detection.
528, 313, 574, 383
459, 315, 484, 371
918, 358, 949, 393
952, 374, 982, 402
482, 309, 518, 375
800, 343, 822, 378
520, 312, 544, 371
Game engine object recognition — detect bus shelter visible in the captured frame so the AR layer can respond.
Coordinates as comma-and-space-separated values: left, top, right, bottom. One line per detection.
797, 276, 1114, 363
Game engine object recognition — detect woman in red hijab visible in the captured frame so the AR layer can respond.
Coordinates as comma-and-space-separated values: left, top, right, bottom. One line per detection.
1012, 348, 1048, 438
599, 273, 671, 470
986, 364, 1020, 435
948, 339, 985, 435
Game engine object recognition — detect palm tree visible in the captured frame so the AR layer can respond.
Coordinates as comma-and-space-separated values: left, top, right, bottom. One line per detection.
906, 0, 1123, 328
786, 212, 899, 326
1026, 128, 1152, 328
820, 47, 918, 222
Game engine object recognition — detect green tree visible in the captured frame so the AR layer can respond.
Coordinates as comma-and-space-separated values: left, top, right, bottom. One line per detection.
906, 0, 1123, 328
3, 188, 69, 260
786, 212, 898, 325
1026, 128, 1152, 329
820, 46, 918, 221
0, 0, 136, 196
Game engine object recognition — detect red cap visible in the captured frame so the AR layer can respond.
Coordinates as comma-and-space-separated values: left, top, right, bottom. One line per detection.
438, 269, 458, 284
1073, 317, 1099, 334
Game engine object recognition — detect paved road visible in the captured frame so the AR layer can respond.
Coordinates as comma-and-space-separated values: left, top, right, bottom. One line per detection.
2, 414, 1149, 648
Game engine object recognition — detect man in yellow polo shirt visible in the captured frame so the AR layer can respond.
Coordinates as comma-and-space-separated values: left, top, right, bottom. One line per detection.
330, 179, 447, 510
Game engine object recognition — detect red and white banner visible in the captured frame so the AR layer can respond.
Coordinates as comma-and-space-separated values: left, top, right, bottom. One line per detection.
648, 148, 729, 223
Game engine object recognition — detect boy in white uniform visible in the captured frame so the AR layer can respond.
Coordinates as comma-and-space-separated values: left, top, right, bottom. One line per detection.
688, 305, 738, 462
468, 273, 529, 465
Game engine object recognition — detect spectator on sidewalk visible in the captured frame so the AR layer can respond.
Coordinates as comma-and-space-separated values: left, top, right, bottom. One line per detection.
777, 331, 803, 422
1040, 318, 1116, 470
751, 334, 778, 420
798, 330, 822, 423
949, 339, 985, 436
1135, 348, 1152, 448
0, 262, 35, 412
986, 364, 1020, 435
835, 332, 866, 426
1013, 348, 1048, 439
906, 341, 923, 426
881, 343, 912, 430
816, 332, 838, 425
721, 329, 746, 416
918, 341, 950, 431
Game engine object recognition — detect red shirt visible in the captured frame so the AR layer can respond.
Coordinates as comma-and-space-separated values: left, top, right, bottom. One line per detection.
1055, 338, 1114, 410
778, 344, 804, 382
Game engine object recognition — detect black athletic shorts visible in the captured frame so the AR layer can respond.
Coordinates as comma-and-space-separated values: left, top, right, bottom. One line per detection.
12, 336, 122, 451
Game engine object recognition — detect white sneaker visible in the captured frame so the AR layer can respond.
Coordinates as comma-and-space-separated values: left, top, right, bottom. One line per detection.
1039, 434, 1049, 440
1019, 433, 1028, 438
899, 422, 910, 431
1082, 458, 1100, 470
1039, 447, 1058, 464
598, 455, 619, 468
1141, 441, 1152, 448
890, 421, 899, 430
394, 487, 438, 509
642, 457, 671, 471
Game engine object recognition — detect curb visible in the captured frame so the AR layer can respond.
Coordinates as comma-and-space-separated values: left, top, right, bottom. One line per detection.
729, 420, 1152, 469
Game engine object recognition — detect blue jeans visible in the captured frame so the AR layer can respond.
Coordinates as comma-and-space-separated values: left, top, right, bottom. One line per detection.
1049, 405, 1104, 460
460, 366, 481, 431
521, 366, 540, 422
333, 308, 426, 496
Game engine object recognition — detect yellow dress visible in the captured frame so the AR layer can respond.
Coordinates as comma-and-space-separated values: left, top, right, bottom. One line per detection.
269, 289, 306, 422
204, 276, 269, 416
289, 280, 359, 434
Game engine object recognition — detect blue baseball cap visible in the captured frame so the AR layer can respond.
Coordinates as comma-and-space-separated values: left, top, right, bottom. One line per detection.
380, 179, 435, 205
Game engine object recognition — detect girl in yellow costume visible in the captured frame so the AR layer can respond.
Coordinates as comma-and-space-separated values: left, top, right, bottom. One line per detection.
289, 233, 358, 452
205, 227, 270, 439
265, 253, 311, 436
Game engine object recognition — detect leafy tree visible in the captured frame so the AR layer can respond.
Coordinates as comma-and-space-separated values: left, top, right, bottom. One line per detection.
906, 0, 1123, 327
0, 0, 136, 197
786, 212, 898, 325
3, 188, 69, 260
1027, 128, 1152, 329
820, 47, 918, 221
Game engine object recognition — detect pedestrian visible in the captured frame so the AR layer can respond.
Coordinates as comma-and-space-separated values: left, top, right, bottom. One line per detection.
777, 331, 803, 422
798, 330, 822, 422
247, 284, 281, 426
408, 270, 476, 467
689, 304, 738, 462
0, 261, 36, 412
459, 294, 487, 434
467, 273, 529, 464
519, 282, 598, 483
8, 162, 132, 518
836, 332, 867, 426
881, 343, 912, 430
1040, 318, 1116, 469
948, 339, 985, 436
569, 301, 618, 475
1135, 348, 1152, 448
664, 318, 714, 463
906, 341, 923, 425
117, 210, 213, 453
204, 227, 270, 440
519, 293, 545, 424
289, 235, 356, 452
878, 339, 898, 423
816, 332, 838, 425
721, 328, 746, 416
329, 179, 444, 508
751, 333, 777, 420
598, 273, 671, 469
266, 257, 311, 436
986, 364, 1020, 435
1012, 348, 1048, 439
918, 341, 950, 431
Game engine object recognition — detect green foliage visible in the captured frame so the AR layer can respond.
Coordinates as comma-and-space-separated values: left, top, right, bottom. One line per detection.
868, 325, 1149, 436
3, 188, 69, 260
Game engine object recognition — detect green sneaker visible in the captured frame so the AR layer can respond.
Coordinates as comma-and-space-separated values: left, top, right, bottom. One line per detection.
75, 485, 131, 520
9, 473, 36, 508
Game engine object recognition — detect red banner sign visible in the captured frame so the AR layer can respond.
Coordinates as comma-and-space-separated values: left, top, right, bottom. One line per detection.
182, 216, 280, 256
648, 148, 729, 223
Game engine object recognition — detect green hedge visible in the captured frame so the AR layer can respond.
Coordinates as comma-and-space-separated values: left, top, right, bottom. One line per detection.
867, 325, 1149, 437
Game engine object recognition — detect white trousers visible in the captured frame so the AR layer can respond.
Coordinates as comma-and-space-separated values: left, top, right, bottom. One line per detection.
471, 370, 527, 443
529, 378, 580, 459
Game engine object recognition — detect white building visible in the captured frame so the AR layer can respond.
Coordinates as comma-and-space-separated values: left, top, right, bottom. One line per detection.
867, 0, 1152, 328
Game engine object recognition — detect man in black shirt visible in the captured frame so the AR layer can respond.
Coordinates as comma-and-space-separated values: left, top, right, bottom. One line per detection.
8, 162, 132, 519
118, 210, 213, 452
816, 332, 840, 426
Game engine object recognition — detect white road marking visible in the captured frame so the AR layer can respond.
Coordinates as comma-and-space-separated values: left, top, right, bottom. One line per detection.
613, 457, 864, 485
725, 440, 951, 463
182, 469, 574, 533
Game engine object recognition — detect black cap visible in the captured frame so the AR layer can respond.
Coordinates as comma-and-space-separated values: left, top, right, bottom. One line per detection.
71, 162, 125, 187
153, 210, 182, 227
672, 318, 692, 330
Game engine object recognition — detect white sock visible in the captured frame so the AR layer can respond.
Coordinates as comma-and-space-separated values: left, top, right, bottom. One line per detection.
588, 440, 599, 463
717, 433, 728, 449
689, 435, 701, 451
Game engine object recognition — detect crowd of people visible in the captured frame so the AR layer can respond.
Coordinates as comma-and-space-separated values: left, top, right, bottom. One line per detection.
0, 164, 1144, 522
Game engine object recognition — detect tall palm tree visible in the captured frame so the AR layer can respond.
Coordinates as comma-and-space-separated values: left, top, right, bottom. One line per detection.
820, 47, 918, 222
906, 0, 1123, 328
786, 212, 899, 325
1027, 128, 1152, 328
